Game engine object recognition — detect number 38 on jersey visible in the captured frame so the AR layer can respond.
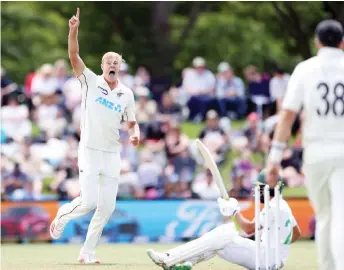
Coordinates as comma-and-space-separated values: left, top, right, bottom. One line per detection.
317, 82, 344, 116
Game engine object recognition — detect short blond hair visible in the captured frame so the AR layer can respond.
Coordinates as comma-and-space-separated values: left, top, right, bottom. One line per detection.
39, 63, 54, 75
101, 52, 125, 64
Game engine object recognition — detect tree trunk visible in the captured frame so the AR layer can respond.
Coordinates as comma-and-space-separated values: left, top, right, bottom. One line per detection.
324, 1, 344, 25
150, 2, 176, 77
150, 2, 201, 77
271, 2, 313, 59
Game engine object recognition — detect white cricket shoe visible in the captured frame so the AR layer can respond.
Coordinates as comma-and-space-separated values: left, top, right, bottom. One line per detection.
78, 254, 100, 264
147, 249, 169, 269
49, 217, 67, 240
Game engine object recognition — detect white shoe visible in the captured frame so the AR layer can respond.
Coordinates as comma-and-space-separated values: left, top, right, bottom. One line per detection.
49, 217, 66, 240
147, 249, 168, 269
78, 254, 100, 264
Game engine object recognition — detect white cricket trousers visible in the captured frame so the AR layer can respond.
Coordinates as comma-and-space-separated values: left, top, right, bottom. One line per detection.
303, 157, 344, 270
163, 223, 283, 270
56, 145, 121, 256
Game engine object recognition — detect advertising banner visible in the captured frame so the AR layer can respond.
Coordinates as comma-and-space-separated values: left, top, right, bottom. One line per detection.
1, 199, 315, 243
240, 199, 315, 237
55, 200, 227, 244
1, 201, 58, 241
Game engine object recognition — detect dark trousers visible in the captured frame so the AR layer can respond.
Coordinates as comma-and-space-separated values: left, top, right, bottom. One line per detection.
218, 97, 247, 118
187, 95, 215, 121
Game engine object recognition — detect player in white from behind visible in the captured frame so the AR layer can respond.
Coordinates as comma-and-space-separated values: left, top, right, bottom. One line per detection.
266, 19, 344, 270
147, 172, 301, 270
49, 8, 140, 264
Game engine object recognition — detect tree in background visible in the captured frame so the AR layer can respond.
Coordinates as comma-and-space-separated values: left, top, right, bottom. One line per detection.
1, 1, 343, 84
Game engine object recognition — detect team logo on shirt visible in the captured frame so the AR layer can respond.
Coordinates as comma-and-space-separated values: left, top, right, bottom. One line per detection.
95, 97, 122, 112
117, 91, 124, 98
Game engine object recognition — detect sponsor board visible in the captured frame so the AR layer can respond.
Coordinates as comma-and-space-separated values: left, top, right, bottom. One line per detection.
1, 201, 58, 241
1, 199, 314, 242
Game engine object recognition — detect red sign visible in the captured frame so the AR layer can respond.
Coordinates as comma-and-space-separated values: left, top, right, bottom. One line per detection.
239, 199, 315, 237
1, 201, 58, 241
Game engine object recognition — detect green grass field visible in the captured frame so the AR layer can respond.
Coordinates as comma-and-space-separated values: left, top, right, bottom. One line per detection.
2, 242, 317, 270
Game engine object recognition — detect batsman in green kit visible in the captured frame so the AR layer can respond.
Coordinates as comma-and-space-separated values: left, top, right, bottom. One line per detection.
147, 170, 301, 270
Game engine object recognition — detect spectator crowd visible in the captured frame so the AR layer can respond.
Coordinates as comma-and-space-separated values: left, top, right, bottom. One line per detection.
1, 56, 305, 202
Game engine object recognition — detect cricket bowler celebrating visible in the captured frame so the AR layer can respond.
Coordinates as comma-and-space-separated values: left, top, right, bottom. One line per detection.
147, 171, 301, 270
266, 19, 344, 270
50, 8, 140, 264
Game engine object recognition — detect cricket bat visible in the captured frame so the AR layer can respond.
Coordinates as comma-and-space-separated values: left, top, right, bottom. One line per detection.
195, 139, 240, 230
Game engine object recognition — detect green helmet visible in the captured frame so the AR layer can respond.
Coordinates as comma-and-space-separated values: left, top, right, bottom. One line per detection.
256, 169, 284, 202
257, 168, 284, 193
257, 168, 284, 191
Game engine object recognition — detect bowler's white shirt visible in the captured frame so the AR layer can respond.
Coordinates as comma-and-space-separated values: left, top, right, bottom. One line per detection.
282, 47, 344, 164
78, 67, 136, 152
260, 196, 296, 263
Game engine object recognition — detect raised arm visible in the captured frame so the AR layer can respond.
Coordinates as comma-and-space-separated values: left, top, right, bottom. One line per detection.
68, 8, 85, 77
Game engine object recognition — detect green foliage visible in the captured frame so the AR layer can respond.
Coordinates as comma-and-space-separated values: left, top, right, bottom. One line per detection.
173, 1, 328, 77
1, 1, 339, 84
1, 2, 68, 82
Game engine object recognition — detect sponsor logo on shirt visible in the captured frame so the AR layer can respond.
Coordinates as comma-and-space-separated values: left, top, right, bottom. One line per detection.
95, 97, 122, 112
98, 86, 108, 95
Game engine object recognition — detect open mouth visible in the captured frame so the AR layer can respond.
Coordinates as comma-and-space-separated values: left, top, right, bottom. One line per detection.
109, 71, 115, 76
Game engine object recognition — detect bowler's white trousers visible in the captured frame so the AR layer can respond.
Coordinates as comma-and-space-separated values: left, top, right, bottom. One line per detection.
303, 151, 344, 270
56, 145, 121, 256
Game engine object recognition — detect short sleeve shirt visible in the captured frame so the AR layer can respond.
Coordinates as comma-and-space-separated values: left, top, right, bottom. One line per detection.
282, 47, 344, 163
78, 67, 136, 152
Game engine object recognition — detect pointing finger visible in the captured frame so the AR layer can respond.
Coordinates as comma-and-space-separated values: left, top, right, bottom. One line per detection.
76, 8, 80, 19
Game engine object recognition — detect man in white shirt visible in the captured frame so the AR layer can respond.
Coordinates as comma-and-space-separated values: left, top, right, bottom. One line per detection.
192, 169, 221, 200
50, 8, 140, 264
269, 68, 290, 112
216, 62, 246, 119
147, 171, 301, 270
182, 57, 216, 121
62, 77, 82, 111
1, 96, 32, 141
266, 19, 344, 270
118, 62, 135, 89
117, 159, 142, 199
137, 148, 162, 190
31, 63, 58, 96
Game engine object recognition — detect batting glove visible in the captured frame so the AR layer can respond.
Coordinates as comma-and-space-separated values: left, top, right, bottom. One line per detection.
217, 198, 240, 217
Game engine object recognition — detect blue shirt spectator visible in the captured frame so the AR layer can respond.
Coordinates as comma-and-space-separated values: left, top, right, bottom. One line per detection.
216, 62, 247, 119
216, 62, 245, 98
